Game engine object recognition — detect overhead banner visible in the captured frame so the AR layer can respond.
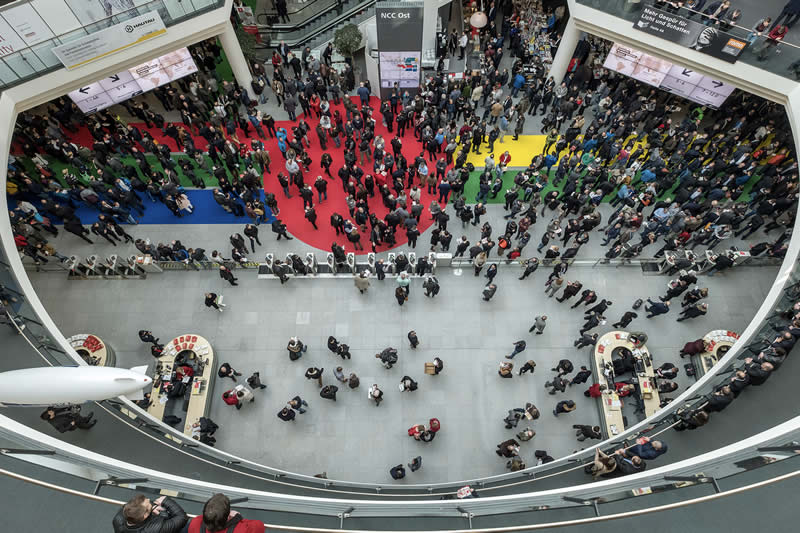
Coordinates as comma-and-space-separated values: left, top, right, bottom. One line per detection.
375, 1, 423, 98
633, 5, 747, 64
603, 42, 736, 109
53, 11, 166, 70
68, 47, 197, 113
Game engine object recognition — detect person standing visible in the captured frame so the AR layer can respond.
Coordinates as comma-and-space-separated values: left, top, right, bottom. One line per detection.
573, 425, 602, 441
204, 292, 226, 312
506, 340, 527, 359
612, 311, 638, 328
529, 315, 547, 334
677, 303, 708, 322
354, 271, 371, 294
40, 406, 96, 432
519, 258, 539, 280
545, 276, 564, 297
304, 367, 323, 387
408, 330, 419, 349
390, 464, 406, 479
458, 32, 468, 60
645, 299, 671, 318
553, 400, 577, 417
574, 333, 598, 349
219, 265, 238, 286
277, 407, 296, 422
112, 494, 187, 533
287, 337, 307, 360
423, 274, 440, 297
185, 493, 265, 533
246, 372, 267, 390
570, 366, 592, 386
320, 385, 338, 401
483, 283, 497, 301
518, 360, 536, 375
217, 363, 241, 381
369, 383, 384, 406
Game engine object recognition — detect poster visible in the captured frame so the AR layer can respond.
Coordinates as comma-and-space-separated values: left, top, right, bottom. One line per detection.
633, 5, 747, 64
0, 3, 55, 47
379, 51, 420, 88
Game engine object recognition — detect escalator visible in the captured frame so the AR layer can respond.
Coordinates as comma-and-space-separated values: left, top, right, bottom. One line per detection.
258, 0, 375, 50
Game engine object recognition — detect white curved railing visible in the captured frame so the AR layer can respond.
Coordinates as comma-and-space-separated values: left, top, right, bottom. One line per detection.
2, 410, 800, 525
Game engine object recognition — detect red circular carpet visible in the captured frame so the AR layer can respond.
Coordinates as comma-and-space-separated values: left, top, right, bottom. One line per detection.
63, 96, 440, 255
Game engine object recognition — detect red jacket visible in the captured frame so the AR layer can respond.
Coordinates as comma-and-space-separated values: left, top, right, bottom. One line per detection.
222, 391, 239, 406
187, 515, 265, 533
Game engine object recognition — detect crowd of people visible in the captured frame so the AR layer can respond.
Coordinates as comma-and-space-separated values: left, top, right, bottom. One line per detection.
7, 0, 797, 484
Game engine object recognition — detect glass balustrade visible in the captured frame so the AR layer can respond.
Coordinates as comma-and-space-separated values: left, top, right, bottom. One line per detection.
0, 0, 225, 91
576, 0, 800, 81
1, 411, 799, 526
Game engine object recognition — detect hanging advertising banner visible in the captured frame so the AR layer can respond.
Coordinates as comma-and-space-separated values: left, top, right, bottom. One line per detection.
633, 5, 747, 64
52, 11, 166, 70
375, 1, 423, 98
603, 42, 736, 109
67, 47, 197, 113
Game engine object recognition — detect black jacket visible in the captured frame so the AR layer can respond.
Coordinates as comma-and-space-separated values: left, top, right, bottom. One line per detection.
112, 497, 187, 533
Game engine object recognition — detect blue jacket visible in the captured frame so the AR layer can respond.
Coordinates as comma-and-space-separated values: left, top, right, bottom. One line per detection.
513, 74, 526, 89
640, 169, 656, 183
627, 442, 667, 460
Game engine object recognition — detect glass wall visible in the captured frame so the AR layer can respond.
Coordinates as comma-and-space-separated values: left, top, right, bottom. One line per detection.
0, 0, 225, 91
576, 0, 800, 82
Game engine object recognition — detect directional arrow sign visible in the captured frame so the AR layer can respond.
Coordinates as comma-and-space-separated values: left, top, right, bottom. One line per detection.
109, 74, 120, 82
681, 68, 692, 76
78, 87, 89, 94
712, 80, 723, 88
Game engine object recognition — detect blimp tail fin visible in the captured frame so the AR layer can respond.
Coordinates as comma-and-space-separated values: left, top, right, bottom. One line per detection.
112, 366, 150, 400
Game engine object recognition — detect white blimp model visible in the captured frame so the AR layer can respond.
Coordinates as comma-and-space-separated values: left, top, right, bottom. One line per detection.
0, 366, 152, 407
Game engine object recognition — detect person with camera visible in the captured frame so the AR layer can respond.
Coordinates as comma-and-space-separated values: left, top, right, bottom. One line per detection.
112, 494, 187, 533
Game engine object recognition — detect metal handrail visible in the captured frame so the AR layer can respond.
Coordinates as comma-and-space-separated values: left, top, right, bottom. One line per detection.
2, 411, 800, 523
3, 464, 800, 531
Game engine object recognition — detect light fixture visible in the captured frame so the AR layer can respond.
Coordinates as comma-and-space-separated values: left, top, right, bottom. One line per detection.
470, 11, 488, 28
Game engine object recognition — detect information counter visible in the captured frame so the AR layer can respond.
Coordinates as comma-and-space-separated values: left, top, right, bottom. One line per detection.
592, 331, 661, 438
693, 329, 740, 378
147, 334, 215, 436
66, 334, 115, 367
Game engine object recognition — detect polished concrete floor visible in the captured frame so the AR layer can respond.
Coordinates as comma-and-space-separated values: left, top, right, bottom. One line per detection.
26, 203, 778, 483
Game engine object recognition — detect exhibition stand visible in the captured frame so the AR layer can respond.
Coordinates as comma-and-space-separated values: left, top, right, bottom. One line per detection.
148, 334, 215, 436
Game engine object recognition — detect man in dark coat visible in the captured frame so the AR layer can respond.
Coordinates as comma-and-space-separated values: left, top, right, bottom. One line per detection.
112, 494, 187, 533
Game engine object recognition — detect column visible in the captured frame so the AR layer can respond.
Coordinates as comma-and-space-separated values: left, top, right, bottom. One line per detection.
547, 17, 580, 85
218, 23, 255, 98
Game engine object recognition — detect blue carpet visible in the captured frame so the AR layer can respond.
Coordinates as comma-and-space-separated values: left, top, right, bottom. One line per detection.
9, 190, 276, 226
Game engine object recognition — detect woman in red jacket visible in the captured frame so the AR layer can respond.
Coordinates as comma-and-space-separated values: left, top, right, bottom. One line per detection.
187, 494, 265, 533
